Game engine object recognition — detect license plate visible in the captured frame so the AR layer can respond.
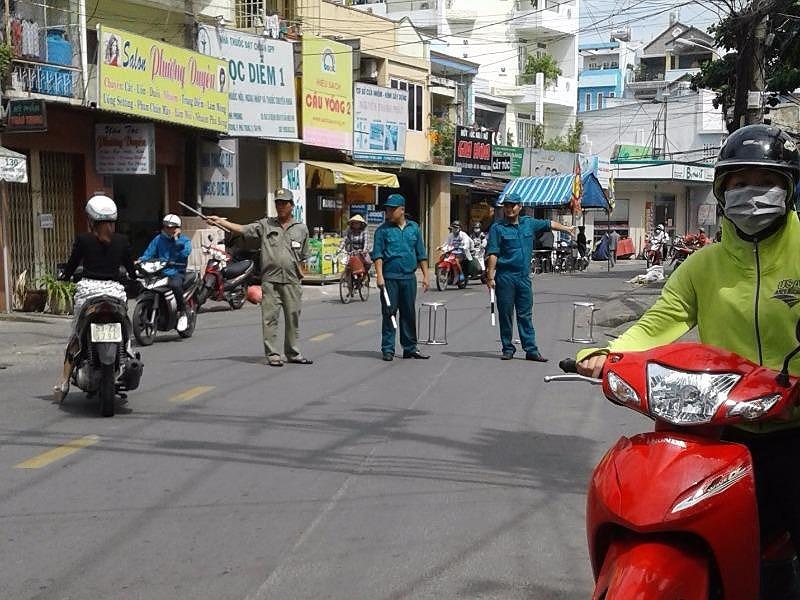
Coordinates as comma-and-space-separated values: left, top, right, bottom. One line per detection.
90, 323, 122, 343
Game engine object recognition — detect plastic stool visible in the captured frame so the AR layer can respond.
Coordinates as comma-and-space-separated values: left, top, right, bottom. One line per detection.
418, 302, 448, 345
571, 302, 596, 343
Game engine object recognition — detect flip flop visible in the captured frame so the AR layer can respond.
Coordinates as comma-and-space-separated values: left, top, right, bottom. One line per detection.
265, 356, 284, 367
287, 357, 313, 365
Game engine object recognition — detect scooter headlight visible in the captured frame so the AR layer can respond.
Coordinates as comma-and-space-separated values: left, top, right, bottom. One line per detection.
647, 363, 740, 425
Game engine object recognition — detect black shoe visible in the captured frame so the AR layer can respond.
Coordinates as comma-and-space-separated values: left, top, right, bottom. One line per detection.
403, 351, 430, 359
526, 353, 549, 363
382, 353, 394, 361
501, 353, 514, 361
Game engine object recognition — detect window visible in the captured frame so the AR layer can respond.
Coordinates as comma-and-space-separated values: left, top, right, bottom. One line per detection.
585, 93, 592, 111
597, 92, 604, 109
608, 92, 615, 98
611, 61, 619, 68
391, 78, 424, 131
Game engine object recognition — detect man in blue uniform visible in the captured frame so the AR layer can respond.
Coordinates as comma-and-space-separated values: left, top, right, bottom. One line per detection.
486, 193, 576, 361
372, 194, 430, 361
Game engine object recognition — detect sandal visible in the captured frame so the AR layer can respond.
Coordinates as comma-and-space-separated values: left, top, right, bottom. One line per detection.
52, 381, 69, 403
287, 357, 313, 365
265, 356, 284, 367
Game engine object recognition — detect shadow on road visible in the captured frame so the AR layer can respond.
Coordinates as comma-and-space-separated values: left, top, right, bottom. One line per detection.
442, 350, 499, 360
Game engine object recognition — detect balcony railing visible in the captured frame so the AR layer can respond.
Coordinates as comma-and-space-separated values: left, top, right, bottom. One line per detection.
9, 59, 84, 100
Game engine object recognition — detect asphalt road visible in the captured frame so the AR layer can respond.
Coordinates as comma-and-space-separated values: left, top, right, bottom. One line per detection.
0, 263, 644, 600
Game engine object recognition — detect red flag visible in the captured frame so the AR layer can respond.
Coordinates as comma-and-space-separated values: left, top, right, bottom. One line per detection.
570, 156, 583, 215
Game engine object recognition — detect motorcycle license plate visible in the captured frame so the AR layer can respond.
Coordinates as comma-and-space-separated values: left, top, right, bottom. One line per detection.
90, 323, 122, 343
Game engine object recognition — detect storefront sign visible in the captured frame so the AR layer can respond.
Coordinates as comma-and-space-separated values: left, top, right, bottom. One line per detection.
281, 161, 307, 224
672, 164, 714, 182
491, 145, 523, 177
455, 127, 492, 177
526, 149, 574, 177
353, 83, 408, 163
95, 123, 156, 175
6, 99, 47, 132
302, 35, 353, 150
319, 196, 343, 210
0, 152, 27, 183
367, 210, 384, 225
197, 25, 297, 138
613, 144, 653, 160
350, 204, 371, 217
98, 25, 228, 132
199, 138, 238, 208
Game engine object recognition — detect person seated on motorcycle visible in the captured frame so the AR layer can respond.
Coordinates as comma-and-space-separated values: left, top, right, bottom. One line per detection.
577, 124, 800, 556
340, 214, 372, 273
54, 194, 137, 401
139, 214, 192, 332
470, 222, 488, 271
696, 226, 710, 246
445, 221, 473, 281
576, 225, 588, 258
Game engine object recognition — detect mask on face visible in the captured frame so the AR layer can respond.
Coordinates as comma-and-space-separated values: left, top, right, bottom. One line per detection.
723, 185, 788, 236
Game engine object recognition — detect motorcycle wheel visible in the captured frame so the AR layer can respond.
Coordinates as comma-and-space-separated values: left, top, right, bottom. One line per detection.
359, 272, 370, 302
196, 285, 209, 308
228, 289, 245, 310
435, 266, 448, 291
99, 363, 115, 417
339, 274, 353, 304
178, 296, 197, 339
132, 300, 156, 346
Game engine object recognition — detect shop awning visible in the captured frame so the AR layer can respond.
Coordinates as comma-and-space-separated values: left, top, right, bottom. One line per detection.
303, 160, 399, 188
499, 173, 610, 211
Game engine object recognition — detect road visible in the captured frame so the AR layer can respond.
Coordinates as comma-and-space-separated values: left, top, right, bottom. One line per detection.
0, 263, 643, 600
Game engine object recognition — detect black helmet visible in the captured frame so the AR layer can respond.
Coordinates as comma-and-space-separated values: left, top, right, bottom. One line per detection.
713, 124, 800, 204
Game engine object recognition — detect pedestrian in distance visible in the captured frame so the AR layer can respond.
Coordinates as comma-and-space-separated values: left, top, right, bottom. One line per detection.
486, 193, 576, 362
608, 229, 621, 267
372, 193, 430, 362
205, 189, 313, 367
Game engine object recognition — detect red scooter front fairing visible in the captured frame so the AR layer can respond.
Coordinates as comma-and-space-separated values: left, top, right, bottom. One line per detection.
589, 432, 759, 599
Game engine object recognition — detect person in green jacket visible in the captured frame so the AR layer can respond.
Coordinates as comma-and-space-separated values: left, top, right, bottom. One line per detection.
578, 124, 800, 553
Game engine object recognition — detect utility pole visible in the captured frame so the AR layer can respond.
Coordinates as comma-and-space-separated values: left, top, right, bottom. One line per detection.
184, 0, 195, 51
663, 92, 669, 159
745, 13, 767, 126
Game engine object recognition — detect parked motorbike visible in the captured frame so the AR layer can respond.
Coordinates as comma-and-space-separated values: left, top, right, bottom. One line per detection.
196, 235, 255, 311
435, 244, 468, 290
132, 260, 200, 346
643, 236, 664, 267
669, 234, 702, 271
57, 265, 143, 417
339, 251, 370, 304
545, 341, 800, 599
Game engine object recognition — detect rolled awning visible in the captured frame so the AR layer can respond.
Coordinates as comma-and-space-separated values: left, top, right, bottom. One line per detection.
303, 160, 399, 188
499, 173, 610, 211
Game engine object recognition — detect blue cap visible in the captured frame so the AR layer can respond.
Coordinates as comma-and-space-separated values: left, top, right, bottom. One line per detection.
384, 193, 406, 208
497, 192, 522, 206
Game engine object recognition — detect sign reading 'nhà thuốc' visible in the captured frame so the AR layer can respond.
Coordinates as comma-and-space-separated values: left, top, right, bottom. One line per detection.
98, 25, 229, 132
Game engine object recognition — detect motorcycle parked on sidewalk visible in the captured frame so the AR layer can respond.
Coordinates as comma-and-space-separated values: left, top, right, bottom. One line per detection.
435, 244, 468, 291
132, 260, 200, 346
669, 234, 702, 272
339, 251, 370, 304
196, 235, 255, 311
545, 341, 800, 599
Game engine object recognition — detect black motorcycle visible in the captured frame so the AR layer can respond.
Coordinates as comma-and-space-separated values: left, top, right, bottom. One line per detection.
132, 260, 200, 346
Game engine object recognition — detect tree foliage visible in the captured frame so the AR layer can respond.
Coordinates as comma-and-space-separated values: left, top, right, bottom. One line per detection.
540, 121, 584, 153
523, 53, 562, 87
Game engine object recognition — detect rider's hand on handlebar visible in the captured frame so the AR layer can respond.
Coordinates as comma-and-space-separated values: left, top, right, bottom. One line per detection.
578, 354, 607, 379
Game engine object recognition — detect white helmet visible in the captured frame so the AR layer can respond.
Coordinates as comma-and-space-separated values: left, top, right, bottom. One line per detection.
86, 194, 117, 222
163, 214, 182, 227
657, 223, 665, 231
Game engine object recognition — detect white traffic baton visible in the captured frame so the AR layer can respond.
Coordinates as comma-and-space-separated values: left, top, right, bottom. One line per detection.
381, 285, 398, 330
490, 288, 496, 327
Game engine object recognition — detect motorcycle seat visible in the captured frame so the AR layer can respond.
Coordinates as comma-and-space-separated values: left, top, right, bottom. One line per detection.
222, 260, 252, 279
182, 271, 199, 289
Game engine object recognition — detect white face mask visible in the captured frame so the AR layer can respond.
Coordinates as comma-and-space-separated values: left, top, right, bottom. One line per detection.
723, 185, 788, 236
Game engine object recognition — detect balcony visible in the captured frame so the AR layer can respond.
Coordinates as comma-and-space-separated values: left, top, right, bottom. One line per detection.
444, 0, 478, 22
8, 59, 84, 103
494, 74, 576, 109
372, 0, 440, 28
512, 0, 577, 36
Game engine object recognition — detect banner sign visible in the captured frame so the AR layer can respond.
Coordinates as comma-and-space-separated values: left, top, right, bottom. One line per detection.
6, 99, 47, 132
281, 161, 307, 224
491, 145, 523, 177
612, 144, 653, 160
199, 138, 238, 208
197, 25, 297, 138
672, 163, 714, 182
98, 25, 228, 132
302, 35, 353, 150
95, 123, 155, 175
0, 150, 27, 183
353, 83, 408, 163
455, 127, 492, 176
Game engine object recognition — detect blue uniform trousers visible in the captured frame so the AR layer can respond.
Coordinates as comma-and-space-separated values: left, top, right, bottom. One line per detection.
496, 271, 539, 356
381, 277, 418, 355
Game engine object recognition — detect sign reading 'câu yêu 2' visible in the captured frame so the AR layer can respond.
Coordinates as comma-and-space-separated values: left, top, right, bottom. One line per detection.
455, 127, 493, 177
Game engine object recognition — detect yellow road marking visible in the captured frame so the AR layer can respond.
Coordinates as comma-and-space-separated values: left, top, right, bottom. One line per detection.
310, 333, 334, 342
356, 319, 376, 326
15, 435, 100, 469
169, 385, 215, 403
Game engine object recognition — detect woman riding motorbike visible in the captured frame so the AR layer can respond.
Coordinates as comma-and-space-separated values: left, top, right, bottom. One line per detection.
54, 195, 137, 401
578, 124, 800, 561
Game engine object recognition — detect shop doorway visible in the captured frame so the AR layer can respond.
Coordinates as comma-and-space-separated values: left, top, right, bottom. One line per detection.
114, 168, 166, 256
653, 193, 676, 234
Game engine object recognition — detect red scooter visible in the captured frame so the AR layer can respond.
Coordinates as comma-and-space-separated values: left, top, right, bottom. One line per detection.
435, 244, 467, 291
196, 235, 255, 311
546, 342, 800, 599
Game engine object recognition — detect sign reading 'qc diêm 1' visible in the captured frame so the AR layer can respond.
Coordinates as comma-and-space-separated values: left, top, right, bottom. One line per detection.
98, 25, 229, 132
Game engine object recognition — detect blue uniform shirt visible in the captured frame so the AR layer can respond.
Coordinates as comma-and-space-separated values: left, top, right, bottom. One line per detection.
372, 219, 427, 280
140, 233, 192, 277
486, 216, 551, 275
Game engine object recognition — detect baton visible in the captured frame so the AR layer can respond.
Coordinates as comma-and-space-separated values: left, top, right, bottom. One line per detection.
178, 201, 231, 232
381, 285, 398, 330
490, 288, 496, 327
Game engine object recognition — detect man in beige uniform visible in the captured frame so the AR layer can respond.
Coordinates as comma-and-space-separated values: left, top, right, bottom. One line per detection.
206, 189, 312, 367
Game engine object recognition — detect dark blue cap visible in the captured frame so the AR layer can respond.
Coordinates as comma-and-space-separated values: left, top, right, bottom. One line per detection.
384, 194, 406, 208
498, 192, 522, 206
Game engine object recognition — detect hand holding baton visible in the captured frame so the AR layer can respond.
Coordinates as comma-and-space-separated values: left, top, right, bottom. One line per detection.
178, 201, 231, 232
490, 288, 496, 327
381, 285, 398, 330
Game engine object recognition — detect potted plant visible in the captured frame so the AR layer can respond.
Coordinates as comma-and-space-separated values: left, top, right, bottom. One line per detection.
429, 115, 455, 165
522, 53, 562, 88
39, 272, 75, 315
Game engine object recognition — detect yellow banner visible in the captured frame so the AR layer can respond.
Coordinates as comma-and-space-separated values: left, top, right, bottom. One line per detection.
302, 35, 353, 151
98, 26, 228, 132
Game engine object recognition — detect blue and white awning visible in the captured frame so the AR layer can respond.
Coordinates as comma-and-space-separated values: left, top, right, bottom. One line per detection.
498, 173, 610, 211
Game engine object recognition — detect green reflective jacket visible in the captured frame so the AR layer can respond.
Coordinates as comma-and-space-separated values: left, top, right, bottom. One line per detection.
578, 213, 800, 433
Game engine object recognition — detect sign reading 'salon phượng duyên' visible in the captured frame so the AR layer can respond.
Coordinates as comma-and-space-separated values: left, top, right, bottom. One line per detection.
98, 25, 228, 132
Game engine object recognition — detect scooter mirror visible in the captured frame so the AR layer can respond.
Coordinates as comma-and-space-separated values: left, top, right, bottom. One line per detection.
795, 319, 800, 344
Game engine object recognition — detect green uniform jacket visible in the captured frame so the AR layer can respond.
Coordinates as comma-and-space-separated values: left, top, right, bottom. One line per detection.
578, 213, 800, 433
242, 217, 309, 285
